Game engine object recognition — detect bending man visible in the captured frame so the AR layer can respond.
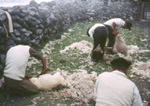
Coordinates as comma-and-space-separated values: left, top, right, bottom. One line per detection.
87, 24, 108, 62
104, 18, 132, 48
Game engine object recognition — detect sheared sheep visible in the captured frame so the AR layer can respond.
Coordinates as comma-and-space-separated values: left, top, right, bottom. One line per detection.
29, 72, 68, 91
113, 34, 127, 54
106, 34, 127, 54
105, 34, 140, 56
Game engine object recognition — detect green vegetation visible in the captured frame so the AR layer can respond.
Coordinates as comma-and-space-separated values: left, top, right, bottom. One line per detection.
1, 21, 149, 106
27, 21, 145, 75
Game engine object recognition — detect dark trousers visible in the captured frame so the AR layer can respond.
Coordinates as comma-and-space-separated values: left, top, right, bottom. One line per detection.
105, 25, 115, 47
91, 26, 108, 61
4, 77, 39, 97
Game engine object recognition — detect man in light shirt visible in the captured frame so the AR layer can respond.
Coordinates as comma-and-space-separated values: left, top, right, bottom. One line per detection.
104, 18, 132, 48
94, 57, 143, 106
4, 41, 50, 97
87, 18, 132, 61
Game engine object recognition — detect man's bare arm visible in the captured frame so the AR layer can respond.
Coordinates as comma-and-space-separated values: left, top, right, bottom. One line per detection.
112, 22, 118, 35
29, 48, 50, 75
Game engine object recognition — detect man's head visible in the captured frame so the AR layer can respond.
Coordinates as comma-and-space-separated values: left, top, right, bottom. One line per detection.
87, 27, 90, 37
124, 21, 132, 30
110, 57, 132, 74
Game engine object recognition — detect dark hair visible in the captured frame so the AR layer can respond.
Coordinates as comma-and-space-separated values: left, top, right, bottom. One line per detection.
87, 27, 90, 37
110, 57, 132, 71
125, 21, 132, 30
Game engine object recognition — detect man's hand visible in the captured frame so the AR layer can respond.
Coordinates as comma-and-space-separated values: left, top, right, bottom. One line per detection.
25, 74, 33, 79
40, 67, 50, 75
104, 46, 108, 49
112, 30, 118, 35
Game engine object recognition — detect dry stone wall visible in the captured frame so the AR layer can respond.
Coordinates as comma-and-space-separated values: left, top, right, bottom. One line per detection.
0, 0, 137, 74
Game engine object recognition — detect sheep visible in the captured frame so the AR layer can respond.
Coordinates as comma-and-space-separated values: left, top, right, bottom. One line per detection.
29, 72, 68, 91
113, 34, 127, 54
106, 34, 127, 54
105, 34, 140, 56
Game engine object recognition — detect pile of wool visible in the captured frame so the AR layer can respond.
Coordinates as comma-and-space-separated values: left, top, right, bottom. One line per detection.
131, 60, 150, 79
139, 50, 150, 53
53, 69, 98, 104
127, 45, 139, 55
29, 72, 68, 91
60, 40, 93, 54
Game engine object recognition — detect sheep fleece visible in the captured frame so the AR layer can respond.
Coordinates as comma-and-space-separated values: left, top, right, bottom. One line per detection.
113, 34, 127, 54
29, 72, 67, 91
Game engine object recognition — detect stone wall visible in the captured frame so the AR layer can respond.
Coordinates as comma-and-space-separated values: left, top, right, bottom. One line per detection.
0, 0, 138, 74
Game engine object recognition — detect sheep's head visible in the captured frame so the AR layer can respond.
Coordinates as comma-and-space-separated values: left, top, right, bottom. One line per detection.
53, 72, 69, 87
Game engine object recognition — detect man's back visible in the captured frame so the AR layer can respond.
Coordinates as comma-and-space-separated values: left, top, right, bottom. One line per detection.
4, 45, 30, 80
95, 71, 135, 106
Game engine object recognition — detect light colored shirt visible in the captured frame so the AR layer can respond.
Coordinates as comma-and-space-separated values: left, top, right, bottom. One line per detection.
88, 23, 105, 39
4, 45, 30, 80
104, 18, 125, 29
94, 70, 143, 106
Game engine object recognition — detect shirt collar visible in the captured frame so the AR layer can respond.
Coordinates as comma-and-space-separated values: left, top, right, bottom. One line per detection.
112, 70, 127, 78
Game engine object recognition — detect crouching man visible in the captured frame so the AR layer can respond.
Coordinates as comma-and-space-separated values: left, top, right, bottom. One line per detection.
3, 42, 49, 97
94, 57, 143, 106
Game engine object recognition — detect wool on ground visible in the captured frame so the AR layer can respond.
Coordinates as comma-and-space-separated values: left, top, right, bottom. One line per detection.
60, 40, 93, 54
131, 60, 150, 79
53, 69, 97, 104
127, 45, 139, 55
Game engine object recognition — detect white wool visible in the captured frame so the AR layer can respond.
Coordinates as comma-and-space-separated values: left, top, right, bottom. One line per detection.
131, 60, 150, 79
30, 72, 67, 91
139, 50, 150, 53
53, 69, 97, 104
107, 34, 140, 56
60, 40, 93, 54
112, 34, 127, 54
127, 45, 139, 55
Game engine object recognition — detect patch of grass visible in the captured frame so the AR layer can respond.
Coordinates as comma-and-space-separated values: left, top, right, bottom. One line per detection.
1, 21, 149, 105
29, 21, 147, 74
